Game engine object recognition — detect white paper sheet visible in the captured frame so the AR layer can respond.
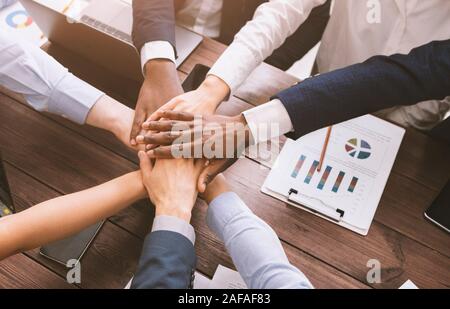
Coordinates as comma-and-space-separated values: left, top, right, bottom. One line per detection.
399, 280, 419, 289
262, 115, 405, 235
208, 265, 247, 289
0, 2, 47, 46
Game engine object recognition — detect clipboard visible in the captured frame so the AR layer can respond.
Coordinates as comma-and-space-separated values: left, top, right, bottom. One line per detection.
261, 115, 405, 236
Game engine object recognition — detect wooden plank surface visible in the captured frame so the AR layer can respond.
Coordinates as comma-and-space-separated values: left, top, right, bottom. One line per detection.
0, 37, 448, 289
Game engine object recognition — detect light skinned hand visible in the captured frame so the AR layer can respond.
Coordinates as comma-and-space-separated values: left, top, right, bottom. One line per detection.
144, 75, 230, 123
138, 151, 204, 222
203, 174, 231, 205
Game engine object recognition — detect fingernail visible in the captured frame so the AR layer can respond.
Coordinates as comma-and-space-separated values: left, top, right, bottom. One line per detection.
142, 122, 149, 129
130, 139, 136, 146
170, 131, 182, 137
136, 136, 144, 143
146, 150, 155, 157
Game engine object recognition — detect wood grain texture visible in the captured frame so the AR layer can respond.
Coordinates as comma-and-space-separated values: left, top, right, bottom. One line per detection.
0, 36, 449, 289
0, 254, 76, 289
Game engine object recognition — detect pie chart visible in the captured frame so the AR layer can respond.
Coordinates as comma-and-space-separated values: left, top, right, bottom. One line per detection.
6, 10, 33, 29
345, 138, 371, 159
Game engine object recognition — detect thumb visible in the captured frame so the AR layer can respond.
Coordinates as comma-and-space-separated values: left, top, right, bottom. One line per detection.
138, 151, 153, 176
130, 110, 146, 146
197, 159, 237, 193
148, 97, 179, 122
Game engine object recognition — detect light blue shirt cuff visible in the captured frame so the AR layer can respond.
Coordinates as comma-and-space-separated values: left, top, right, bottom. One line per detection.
207, 192, 252, 240
151, 215, 196, 245
48, 73, 104, 125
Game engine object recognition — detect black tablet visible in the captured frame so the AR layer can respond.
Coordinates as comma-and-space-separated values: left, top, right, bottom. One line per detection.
424, 180, 450, 233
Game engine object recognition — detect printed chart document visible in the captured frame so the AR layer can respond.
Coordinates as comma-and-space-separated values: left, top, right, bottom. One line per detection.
262, 115, 405, 235
0, 1, 46, 46
0, 0, 87, 47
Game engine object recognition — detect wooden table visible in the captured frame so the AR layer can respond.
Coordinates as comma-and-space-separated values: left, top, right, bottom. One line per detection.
0, 38, 449, 289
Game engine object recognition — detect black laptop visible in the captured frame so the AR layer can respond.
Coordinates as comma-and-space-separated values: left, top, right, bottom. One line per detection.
0, 152, 15, 217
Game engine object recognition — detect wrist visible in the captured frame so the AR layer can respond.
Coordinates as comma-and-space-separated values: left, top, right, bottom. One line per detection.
144, 59, 178, 80
87, 95, 132, 136
131, 171, 148, 200
203, 174, 230, 204
198, 75, 230, 108
233, 114, 253, 147
155, 201, 192, 223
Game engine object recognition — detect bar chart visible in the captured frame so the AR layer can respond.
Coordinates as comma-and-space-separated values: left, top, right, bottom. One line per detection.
290, 154, 358, 194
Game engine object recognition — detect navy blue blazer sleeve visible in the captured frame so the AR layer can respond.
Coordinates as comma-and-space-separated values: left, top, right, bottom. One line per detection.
131, 231, 196, 289
274, 40, 450, 139
132, 0, 177, 57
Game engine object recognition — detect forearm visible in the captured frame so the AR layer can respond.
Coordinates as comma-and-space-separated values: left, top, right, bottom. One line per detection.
86, 95, 133, 134
209, 0, 325, 93
0, 31, 104, 124
0, 171, 146, 259
275, 40, 450, 138
145, 59, 183, 105
207, 192, 312, 289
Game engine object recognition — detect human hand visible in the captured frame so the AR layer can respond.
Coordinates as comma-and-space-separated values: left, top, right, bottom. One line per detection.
130, 59, 184, 146
203, 174, 231, 205
138, 110, 252, 192
140, 110, 251, 158
138, 151, 204, 222
146, 75, 231, 122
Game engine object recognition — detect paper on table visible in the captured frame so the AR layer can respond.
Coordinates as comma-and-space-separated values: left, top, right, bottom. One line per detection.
193, 271, 212, 289
0, 2, 47, 46
208, 265, 247, 289
262, 115, 405, 235
399, 280, 419, 289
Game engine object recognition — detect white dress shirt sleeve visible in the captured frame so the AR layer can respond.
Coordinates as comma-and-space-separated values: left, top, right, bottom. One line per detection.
0, 31, 104, 124
140, 41, 176, 75
207, 192, 313, 289
151, 215, 196, 245
242, 99, 294, 144
208, 0, 326, 93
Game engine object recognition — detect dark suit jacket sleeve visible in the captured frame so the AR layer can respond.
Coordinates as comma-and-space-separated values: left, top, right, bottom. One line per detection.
274, 40, 450, 139
132, 0, 177, 57
130, 231, 196, 289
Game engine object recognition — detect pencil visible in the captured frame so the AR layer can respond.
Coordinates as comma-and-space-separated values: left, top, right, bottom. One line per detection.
317, 126, 332, 172
62, 0, 75, 14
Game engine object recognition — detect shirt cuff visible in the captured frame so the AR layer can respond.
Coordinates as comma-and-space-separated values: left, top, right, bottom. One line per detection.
242, 99, 294, 144
140, 41, 176, 76
206, 192, 252, 241
151, 215, 196, 245
48, 73, 104, 125
208, 42, 259, 95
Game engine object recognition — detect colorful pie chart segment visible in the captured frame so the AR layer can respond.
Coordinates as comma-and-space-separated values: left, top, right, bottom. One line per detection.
345, 138, 371, 159
6, 10, 33, 29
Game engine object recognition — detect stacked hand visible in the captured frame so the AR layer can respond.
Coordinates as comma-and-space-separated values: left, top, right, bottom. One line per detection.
135, 75, 252, 192
130, 59, 184, 147
138, 152, 204, 222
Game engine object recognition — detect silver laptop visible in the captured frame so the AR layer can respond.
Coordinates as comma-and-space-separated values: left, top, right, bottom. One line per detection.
20, 0, 203, 81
